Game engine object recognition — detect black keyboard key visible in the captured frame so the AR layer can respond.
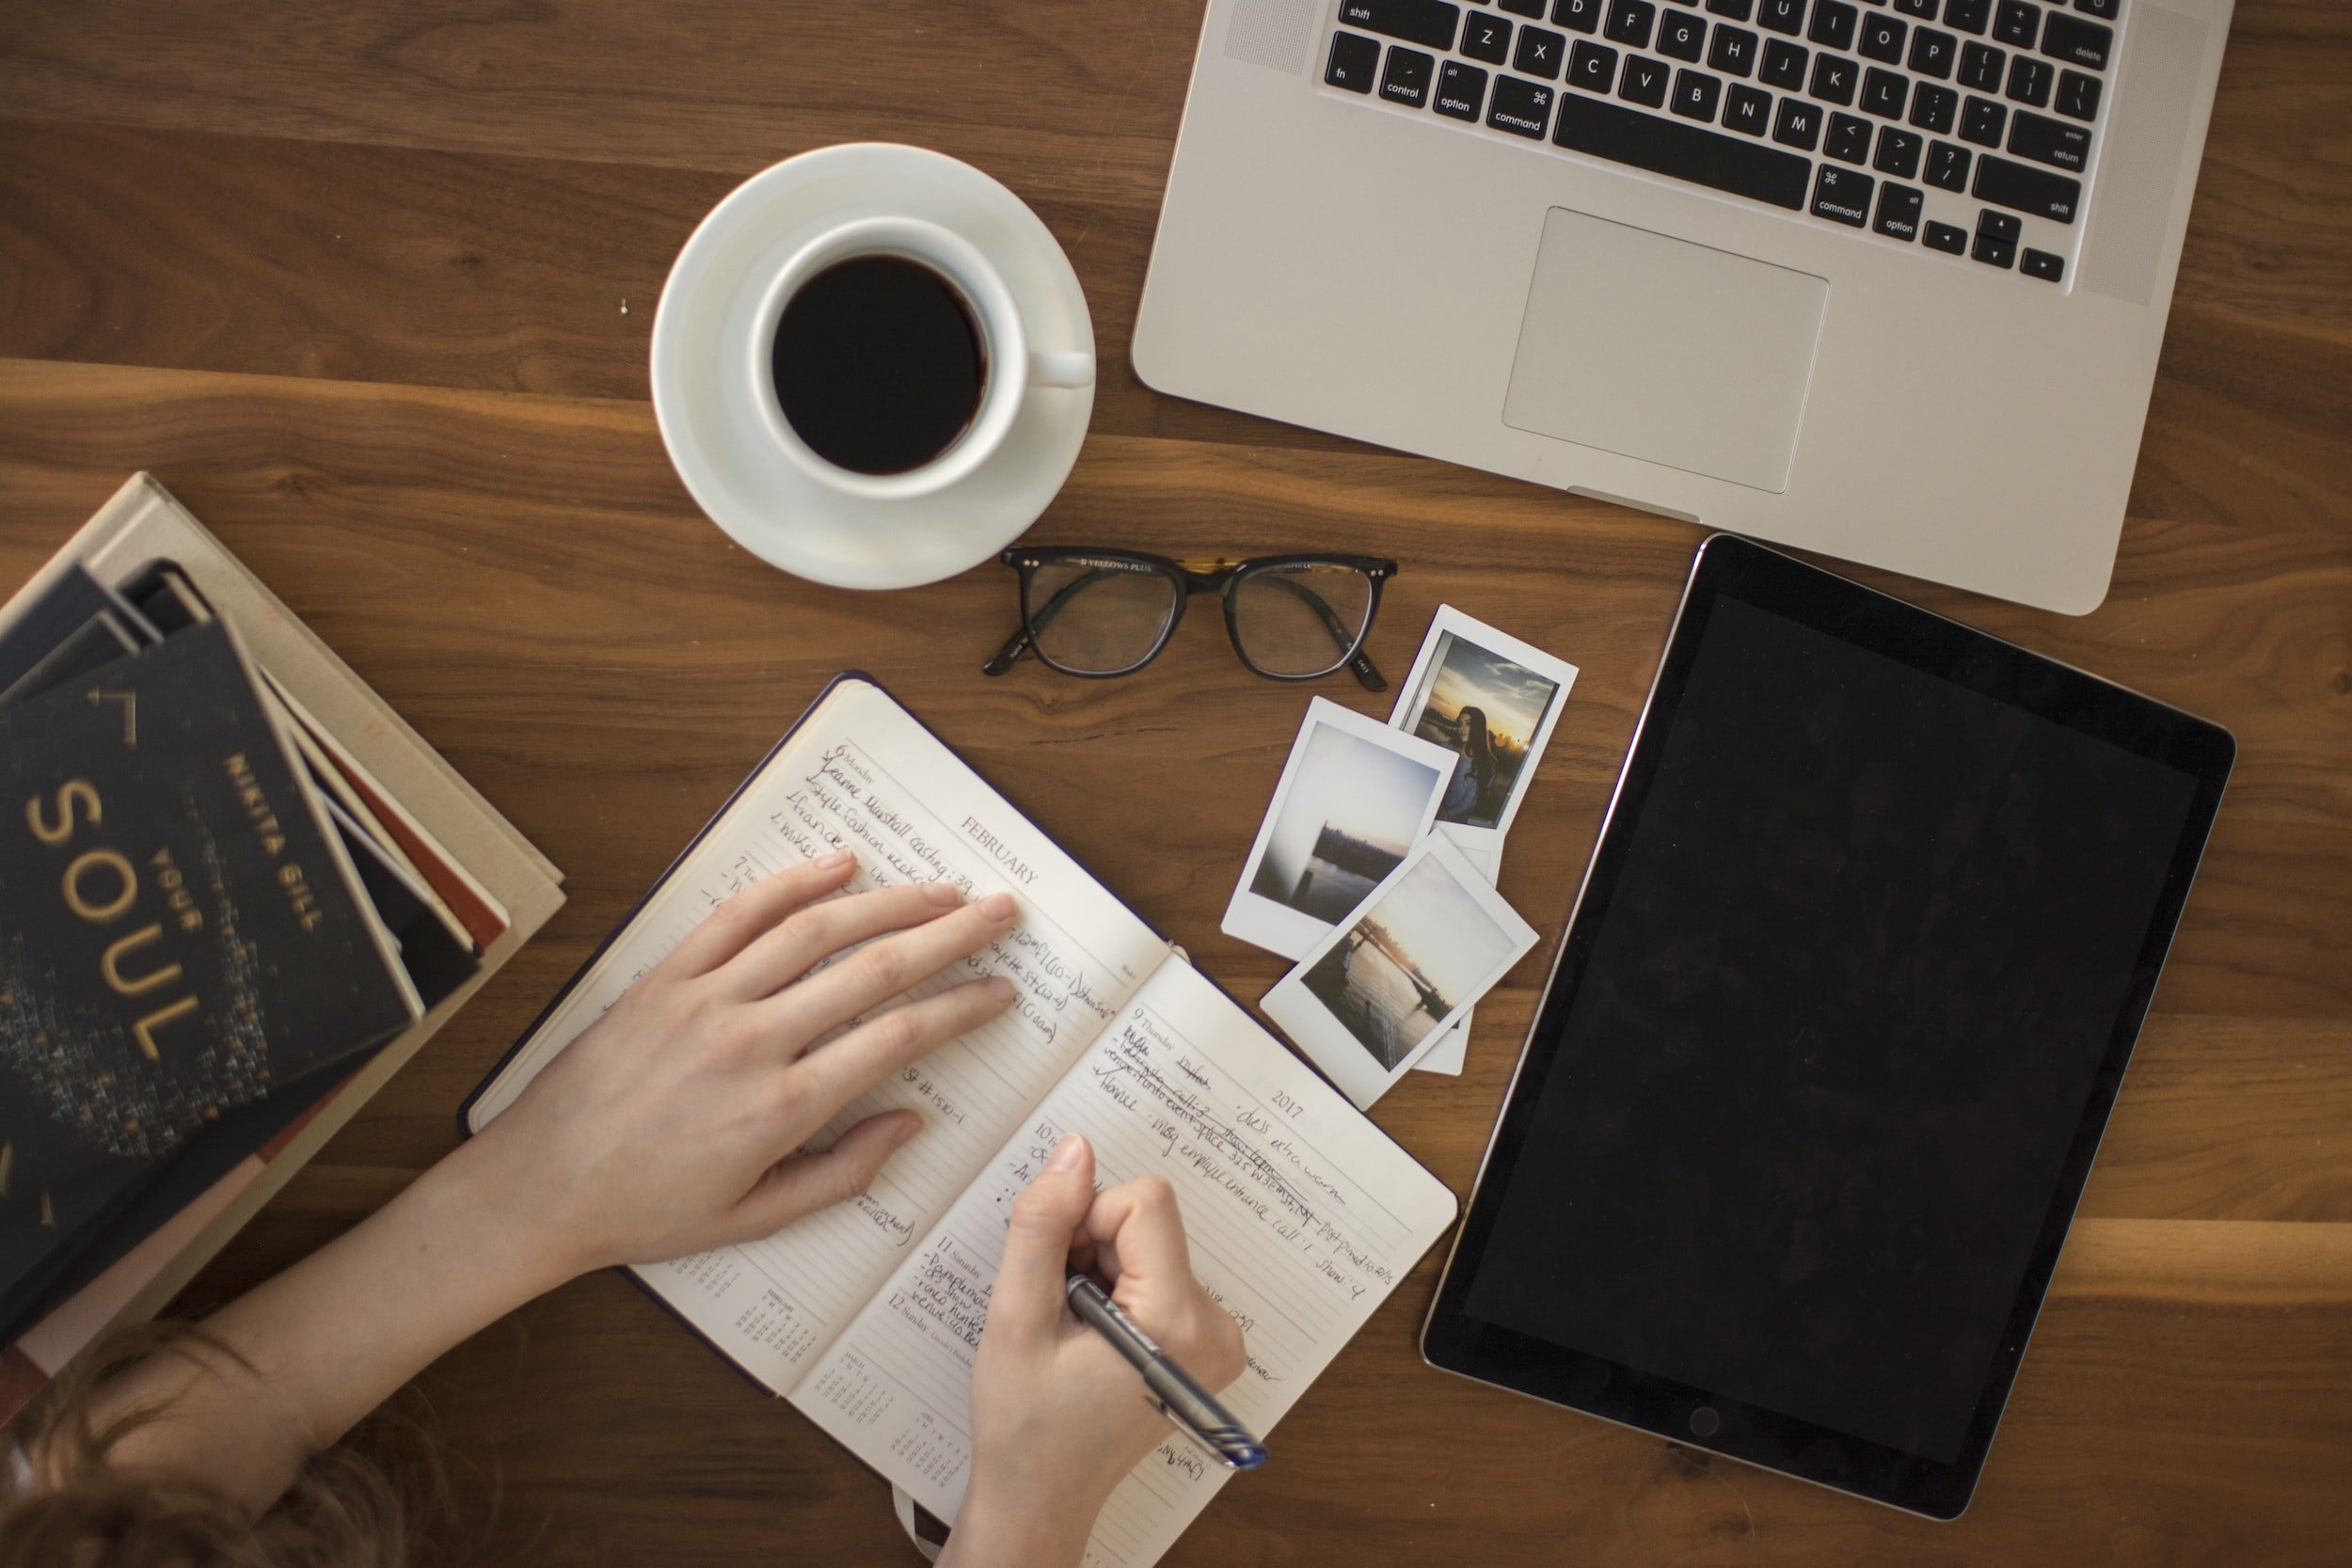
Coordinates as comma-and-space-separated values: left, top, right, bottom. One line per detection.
1972, 229, 2016, 266
2040, 9, 2110, 68
1568, 38, 1622, 89
1556, 0, 1607, 30
2074, 0, 2116, 17
1326, 30, 1382, 90
1959, 40, 2005, 89
1708, 0, 1756, 15
1812, 51, 1858, 102
1825, 109, 1872, 161
1550, 86, 1815, 205
1812, 163, 1874, 224
1709, 22, 1758, 71
1606, 0, 1659, 45
1619, 52, 1672, 103
1974, 150, 2080, 219
1862, 65, 1910, 116
1961, 93, 2007, 144
1659, 8, 1708, 56
1976, 207, 2021, 240
1501, 0, 1549, 15
1517, 24, 1568, 74
2020, 245, 2065, 280
2055, 68, 2100, 120
1894, 0, 1937, 15
1436, 59, 1490, 116
1873, 123, 1923, 176
1873, 180, 1924, 238
1672, 67, 1724, 117
1773, 95, 1823, 148
1381, 44, 1438, 104
1758, 0, 1808, 34
1464, 11, 1515, 62
1339, 0, 1463, 51
1992, 0, 2038, 46
1858, 11, 1906, 62
1945, 0, 1992, 31
1761, 36, 1809, 85
1910, 81, 1958, 131
1926, 138, 1971, 188
1724, 80, 1772, 132
1489, 73, 1558, 133
1910, 25, 1957, 75
1924, 217, 1968, 251
2009, 106, 2090, 169
2007, 53, 2053, 105
1809, 0, 1859, 49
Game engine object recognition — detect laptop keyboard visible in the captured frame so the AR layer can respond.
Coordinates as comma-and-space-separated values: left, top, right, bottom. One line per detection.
1322, 0, 2118, 284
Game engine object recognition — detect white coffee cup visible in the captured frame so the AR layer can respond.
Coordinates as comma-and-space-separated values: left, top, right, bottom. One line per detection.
745, 215, 1093, 503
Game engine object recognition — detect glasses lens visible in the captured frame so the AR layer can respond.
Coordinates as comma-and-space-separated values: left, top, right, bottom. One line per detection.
1230, 562, 1375, 677
1025, 560, 1180, 674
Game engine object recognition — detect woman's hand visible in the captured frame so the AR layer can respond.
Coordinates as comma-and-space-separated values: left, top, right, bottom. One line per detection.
946, 1134, 1248, 1568
468, 847, 1019, 1283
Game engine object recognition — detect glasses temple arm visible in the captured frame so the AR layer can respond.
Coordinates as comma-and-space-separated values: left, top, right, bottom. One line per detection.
981, 568, 1128, 677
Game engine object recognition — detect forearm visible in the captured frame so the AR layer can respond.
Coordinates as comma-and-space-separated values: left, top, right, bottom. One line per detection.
75, 1129, 573, 1512
937, 1471, 1104, 1568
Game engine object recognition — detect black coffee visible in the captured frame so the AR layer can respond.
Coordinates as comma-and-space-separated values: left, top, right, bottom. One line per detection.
770, 255, 987, 476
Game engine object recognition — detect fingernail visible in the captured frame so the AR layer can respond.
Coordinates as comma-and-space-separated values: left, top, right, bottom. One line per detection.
925, 880, 963, 907
818, 848, 854, 869
890, 1114, 924, 1148
980, 892, 1017, 922
986, 976, 1017, 1006
1045, 1133, 1086, 1171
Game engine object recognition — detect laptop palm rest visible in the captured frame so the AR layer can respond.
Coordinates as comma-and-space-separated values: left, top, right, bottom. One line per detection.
1502, 209, 1829, 495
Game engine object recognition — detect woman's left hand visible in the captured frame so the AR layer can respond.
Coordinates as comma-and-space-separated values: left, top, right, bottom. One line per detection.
468, 849, 1019, 1283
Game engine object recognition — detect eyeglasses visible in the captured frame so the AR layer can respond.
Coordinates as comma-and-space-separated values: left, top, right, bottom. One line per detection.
982, 548, 1396, 689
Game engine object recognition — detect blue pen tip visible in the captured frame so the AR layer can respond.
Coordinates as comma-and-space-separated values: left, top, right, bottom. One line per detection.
1230, 1443, 1269, 1471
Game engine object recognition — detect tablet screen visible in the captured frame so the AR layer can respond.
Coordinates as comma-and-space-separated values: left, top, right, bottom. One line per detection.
1453, 584, 2206, 1469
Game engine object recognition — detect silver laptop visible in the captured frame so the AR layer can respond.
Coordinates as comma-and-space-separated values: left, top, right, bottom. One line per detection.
1135, 0, 2233, 614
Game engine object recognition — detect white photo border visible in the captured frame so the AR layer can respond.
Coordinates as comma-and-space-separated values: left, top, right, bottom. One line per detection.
1386, 605, 1581, 856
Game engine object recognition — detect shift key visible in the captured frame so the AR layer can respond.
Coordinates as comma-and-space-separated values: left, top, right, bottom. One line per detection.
1973, 151, 2081, 222
1338, 0, 1462, 51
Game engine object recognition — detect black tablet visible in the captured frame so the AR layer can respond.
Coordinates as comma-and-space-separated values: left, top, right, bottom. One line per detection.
1422, 537, 2233, 1518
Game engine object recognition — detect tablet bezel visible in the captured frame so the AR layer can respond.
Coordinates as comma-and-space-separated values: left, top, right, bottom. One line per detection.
1421, 535, 2234, 1519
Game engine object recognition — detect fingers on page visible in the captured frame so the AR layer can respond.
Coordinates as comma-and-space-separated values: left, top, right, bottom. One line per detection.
666, 851, 856, 977
719, 879, 967, 1002
792, 974, 1018, 1100
773, 897, 1018, 1037
737, 1110, 921, 1232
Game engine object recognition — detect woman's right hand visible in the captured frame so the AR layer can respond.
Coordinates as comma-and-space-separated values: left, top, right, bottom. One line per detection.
947, 1134, 1247, 1568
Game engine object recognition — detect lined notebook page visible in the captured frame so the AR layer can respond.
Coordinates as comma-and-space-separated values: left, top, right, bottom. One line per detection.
789, 959, 1459, 1568
468, 679, 1171, 1388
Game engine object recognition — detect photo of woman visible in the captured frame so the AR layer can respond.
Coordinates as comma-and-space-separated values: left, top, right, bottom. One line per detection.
1398, 626, 1570, 832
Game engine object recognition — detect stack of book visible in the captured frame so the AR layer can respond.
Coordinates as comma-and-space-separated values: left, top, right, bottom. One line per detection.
0, 475, 564, 1418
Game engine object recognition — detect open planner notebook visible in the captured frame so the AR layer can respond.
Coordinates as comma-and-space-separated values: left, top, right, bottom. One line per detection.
464, 675, 1457, 1568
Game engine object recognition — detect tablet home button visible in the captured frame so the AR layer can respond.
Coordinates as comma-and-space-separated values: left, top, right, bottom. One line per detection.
1690, 1406, 1722, 1438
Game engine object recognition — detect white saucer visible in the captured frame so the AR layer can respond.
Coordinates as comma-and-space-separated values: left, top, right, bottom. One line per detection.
650, 144, 1094, 591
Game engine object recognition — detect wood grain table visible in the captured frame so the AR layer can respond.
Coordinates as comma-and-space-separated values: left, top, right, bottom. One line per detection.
3, 3, 2346, 1562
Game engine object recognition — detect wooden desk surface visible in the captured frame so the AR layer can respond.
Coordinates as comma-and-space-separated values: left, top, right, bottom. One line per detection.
3, 2, 2346, 1561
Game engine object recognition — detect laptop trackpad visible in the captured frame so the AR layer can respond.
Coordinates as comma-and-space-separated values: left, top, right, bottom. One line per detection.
1502, 209, 1828, 494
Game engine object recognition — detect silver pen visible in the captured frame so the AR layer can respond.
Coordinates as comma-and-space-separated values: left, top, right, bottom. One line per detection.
1064, 1272, 1267, 1471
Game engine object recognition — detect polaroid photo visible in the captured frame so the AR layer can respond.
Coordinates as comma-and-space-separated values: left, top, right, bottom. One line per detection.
1223, 697, 1457, 961
1262, 834, 1538, 1109
1388, 606, 1579, 859
1409, 833, 1499, 1077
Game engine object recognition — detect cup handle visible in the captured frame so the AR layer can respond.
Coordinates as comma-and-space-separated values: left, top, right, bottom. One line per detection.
1028, 350, 1096, 390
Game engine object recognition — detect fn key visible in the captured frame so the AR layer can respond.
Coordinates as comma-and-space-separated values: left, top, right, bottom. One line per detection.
1327, 31, 1381, 91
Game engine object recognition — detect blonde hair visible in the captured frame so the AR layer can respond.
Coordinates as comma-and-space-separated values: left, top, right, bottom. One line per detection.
0, 1324, 455, 1568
